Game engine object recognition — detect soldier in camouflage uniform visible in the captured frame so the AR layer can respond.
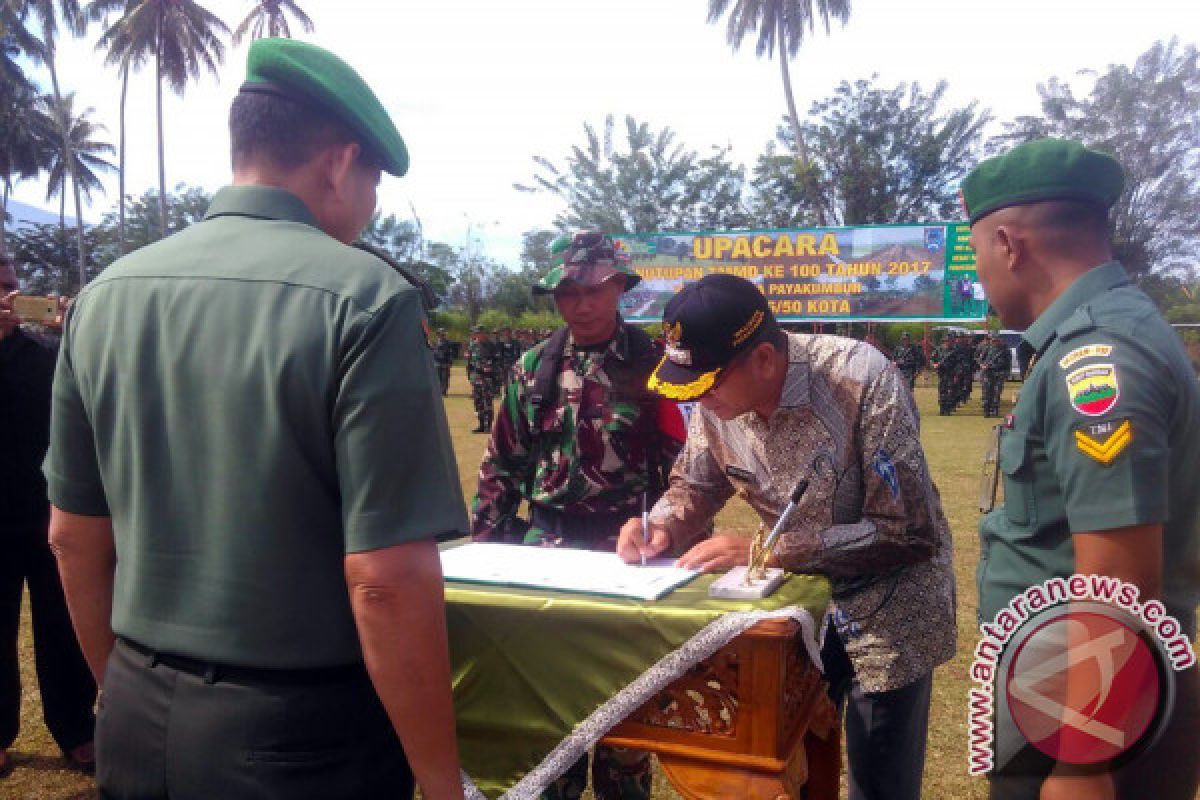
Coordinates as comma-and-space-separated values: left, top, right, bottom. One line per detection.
978, 334, 1012, 417
953, 333, 976, 407
929, 335, 961, 415
472, 231, 685, 800
892, 332, 925, 391
498, 326, 521, 378
466, 326, 502, 432
432, 328, 455, 396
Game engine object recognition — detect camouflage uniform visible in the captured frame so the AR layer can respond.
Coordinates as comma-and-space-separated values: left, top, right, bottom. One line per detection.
978, 339, 1012, 417
432, 332, 455, 396
893, 337, 925, 390
500, 332, 521, 378
472, 322, 679, 800
953, 337, 976, 406
467, 333, 502, 432
929, 341, 961, 415
472, 322, 682, 546
473, 232, 681, 800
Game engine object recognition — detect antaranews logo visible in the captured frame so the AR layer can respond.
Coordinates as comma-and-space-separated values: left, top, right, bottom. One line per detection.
967, 575, 1196, 776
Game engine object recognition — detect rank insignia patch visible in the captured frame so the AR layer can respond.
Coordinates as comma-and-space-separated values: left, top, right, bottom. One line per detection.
1074, 419, 1132, 465
1065, 363, 1119, 416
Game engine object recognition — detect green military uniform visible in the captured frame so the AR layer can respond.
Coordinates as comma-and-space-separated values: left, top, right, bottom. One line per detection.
45, 185, 469, 661
432, 330, 455, 396
42, 40, 468, 799
970, 139, 1200, 798
977, 261, 1200, 628
978, 338, 1011, 418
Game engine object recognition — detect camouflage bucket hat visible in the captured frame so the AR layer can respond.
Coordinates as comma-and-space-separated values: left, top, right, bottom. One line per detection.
533, 231, 641, 295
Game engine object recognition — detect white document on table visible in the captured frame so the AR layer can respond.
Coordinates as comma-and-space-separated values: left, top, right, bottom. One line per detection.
440, 543, 698, 601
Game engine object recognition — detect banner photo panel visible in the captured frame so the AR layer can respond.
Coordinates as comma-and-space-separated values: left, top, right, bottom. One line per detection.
616, 222, 985, 323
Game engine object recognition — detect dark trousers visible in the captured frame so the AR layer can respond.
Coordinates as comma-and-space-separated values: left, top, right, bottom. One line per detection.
0, 524, 96, 753
821, 627, 932, 800
988, 664, 1200, 800
97, 638, 414, 800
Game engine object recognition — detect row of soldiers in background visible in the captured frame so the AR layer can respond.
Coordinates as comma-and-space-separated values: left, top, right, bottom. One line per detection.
459, 327, 553, 431
928, 332, 1011, 416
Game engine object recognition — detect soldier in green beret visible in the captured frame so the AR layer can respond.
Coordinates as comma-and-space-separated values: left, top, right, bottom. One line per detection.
969, 139, 1200, 800
45, 38, 467, 799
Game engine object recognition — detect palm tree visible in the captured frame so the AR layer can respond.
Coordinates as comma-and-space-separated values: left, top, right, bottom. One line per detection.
3, 0, 91, 274
231, 0, 312, 46
706, 0, 852, 225
0, 33, 47, 253
40, 91, 114, 285
88, 0, 227, 238
87, 0, 147, 253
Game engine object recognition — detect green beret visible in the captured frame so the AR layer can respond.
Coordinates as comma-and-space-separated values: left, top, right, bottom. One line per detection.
962, 138, 1123, 225
244, 38, 408, 176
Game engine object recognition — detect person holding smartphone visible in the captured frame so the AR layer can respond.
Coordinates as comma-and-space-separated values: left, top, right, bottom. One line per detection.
0, 255, 96, 778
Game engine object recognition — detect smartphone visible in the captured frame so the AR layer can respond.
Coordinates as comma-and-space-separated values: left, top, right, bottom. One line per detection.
12, 295, 58, 324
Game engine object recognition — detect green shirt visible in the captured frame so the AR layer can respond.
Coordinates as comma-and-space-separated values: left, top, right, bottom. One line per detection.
44, 186, 468, 668
978, 261, 1200, 637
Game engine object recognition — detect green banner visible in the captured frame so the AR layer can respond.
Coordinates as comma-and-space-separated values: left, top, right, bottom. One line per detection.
615, 223, 985, 323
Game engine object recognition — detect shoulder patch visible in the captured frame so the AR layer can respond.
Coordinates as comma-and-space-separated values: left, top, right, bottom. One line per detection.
1065, 363, 1120, 416
1058, 344, 1113, 370
1074, 418, 1132, 465
872, 449, 900, 497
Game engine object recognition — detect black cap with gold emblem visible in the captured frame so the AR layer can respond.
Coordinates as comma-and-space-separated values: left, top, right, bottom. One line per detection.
647, 273, 781, 401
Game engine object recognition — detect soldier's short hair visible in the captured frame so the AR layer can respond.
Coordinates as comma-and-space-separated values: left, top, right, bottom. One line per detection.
229, 92, 363, 172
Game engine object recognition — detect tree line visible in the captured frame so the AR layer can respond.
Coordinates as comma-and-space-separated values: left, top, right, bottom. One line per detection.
1, 0, 313, 289
2, 0, 1197, 324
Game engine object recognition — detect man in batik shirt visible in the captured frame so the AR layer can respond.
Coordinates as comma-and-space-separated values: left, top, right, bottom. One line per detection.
471, 231, 684, 800
619, 274, 956, 800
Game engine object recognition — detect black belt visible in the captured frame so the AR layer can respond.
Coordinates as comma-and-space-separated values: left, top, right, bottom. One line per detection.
119, 637, 366, 686
528, 504, 634, 545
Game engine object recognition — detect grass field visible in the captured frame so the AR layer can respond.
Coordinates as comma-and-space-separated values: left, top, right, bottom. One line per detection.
7, 368, 1016, 799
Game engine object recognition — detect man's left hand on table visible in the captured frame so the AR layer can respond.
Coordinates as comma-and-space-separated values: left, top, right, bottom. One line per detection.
676, 535, 758, 573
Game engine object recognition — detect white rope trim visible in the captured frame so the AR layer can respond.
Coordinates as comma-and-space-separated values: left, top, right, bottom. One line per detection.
459, 606, 822, 800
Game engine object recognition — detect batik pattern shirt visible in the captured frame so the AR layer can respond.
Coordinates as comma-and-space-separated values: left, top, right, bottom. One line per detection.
650, 333, 956, 692
472, 322, 683, 543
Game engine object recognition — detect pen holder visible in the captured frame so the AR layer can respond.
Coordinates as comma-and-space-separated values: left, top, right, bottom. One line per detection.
708, 566, 786, 599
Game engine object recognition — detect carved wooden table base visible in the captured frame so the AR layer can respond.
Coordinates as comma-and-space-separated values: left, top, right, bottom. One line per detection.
603, 617, 840, 799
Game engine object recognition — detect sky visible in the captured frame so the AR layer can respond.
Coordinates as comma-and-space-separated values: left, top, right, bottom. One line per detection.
9, 0, 1200, 267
